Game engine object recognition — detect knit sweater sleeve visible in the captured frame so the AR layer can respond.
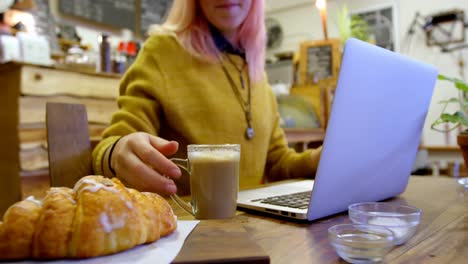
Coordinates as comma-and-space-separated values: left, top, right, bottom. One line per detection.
92, 36, 166, 175
264, 86, 322, 182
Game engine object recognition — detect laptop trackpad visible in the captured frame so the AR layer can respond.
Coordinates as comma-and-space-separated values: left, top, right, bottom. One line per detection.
237, 180, 314, 202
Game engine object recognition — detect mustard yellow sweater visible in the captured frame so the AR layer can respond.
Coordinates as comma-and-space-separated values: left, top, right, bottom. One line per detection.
92, 33, 321, 190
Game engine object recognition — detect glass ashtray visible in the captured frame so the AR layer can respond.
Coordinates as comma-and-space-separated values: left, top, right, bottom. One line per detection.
348, 202, 421, 245
457, 177, 468, 188
328, 224, 395, 263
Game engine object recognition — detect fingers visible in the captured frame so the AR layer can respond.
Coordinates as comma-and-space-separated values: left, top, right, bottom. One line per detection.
129, 136, 181, 179
117, 152, 178, 196
148, 136, 179, 156
111, 132, 182, 196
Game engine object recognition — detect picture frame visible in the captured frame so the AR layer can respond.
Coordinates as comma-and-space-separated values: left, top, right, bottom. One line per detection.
350, 3, 399, 52
293, 39, 341, 128
425, 9, 465, 47
298, 38, 341, 86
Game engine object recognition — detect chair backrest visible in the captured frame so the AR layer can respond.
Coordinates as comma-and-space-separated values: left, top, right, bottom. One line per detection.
46, 102, 93, 188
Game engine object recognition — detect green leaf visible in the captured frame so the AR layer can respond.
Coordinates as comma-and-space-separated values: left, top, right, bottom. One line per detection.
440, 112, 462, 123
438, 74, 449, 81
337, 5, 351, 43
454, 79, 468, 92
438, 97, 460, 104
431, 117, 460, 132
461, 117, 468, 127
439, 111, 468, 127
437, 74, 468, 91
350, 15, 370, 41
432, 74, 468, 132
455, 111, 468, 127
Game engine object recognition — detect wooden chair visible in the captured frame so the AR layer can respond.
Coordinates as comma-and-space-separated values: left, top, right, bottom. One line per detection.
46, 102, 93, 187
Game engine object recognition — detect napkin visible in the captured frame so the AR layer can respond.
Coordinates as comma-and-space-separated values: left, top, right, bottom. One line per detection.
15, 220, 200, 264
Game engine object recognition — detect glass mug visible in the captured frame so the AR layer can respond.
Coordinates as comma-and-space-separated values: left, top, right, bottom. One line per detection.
170, 144, 240, 219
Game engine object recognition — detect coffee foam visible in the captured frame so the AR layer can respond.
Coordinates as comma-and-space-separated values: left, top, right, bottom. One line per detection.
188, 150, 240, 161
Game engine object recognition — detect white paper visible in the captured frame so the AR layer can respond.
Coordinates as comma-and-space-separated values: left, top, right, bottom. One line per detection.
14, 220, 200, 264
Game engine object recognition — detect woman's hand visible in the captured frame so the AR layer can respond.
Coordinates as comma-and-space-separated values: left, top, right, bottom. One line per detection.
110, 132, 181, 196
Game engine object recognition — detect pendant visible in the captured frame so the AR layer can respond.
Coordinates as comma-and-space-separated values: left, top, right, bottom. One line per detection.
245, 126, 254, 140
240, 75, 245, 90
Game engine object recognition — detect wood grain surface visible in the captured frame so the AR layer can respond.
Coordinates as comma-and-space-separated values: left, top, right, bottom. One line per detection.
173, 220, 270, 264
0, 63, 22, 216
17, 174, 468, 263
46, 103, 93, 188
171, 177, 468, 264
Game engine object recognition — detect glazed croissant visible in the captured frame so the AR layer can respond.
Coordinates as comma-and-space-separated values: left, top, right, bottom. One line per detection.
0, 175, 177, 260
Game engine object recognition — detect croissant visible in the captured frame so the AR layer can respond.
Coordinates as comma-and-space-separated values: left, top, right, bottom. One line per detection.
0, 175, 177, 260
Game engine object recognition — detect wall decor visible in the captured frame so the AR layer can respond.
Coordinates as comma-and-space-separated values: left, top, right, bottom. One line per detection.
351, 3, 398, 51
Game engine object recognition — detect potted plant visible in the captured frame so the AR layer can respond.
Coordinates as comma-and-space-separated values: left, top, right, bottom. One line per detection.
337, 5, 371, 45
431, 74, 468, 167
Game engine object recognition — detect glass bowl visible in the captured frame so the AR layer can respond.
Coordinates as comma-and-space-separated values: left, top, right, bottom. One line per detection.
328, 224, 395, 263
457, 177, 468, 189
348, 202, 422, 245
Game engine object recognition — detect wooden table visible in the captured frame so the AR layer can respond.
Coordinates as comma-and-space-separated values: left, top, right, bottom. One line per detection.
16, 173, 467, 263
172, 176, 468, 263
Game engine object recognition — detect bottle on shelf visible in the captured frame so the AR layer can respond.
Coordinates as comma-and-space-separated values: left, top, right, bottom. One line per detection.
99, 33, 111, 73
112, 41, 127, 74
126, 41, 137, 67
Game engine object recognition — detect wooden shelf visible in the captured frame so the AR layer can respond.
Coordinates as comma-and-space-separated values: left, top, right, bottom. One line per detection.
0, 62, 119, 215
284, 128, 325, 143
422, 145, 461, 152
284, 128, 325, 151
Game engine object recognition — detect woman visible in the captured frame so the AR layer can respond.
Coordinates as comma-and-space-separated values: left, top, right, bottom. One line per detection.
92, 0, 321, 196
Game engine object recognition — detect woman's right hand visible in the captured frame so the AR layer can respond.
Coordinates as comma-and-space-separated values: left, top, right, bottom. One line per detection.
109, 132, 181, 196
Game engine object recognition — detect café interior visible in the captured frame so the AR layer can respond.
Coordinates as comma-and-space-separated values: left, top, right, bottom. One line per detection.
0, 0, 467, 263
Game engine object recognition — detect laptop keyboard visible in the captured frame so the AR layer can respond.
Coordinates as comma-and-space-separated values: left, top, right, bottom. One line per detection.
251, 191, 311, 209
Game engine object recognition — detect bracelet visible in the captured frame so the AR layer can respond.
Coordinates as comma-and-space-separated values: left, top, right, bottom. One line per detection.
108, 137, 122, 176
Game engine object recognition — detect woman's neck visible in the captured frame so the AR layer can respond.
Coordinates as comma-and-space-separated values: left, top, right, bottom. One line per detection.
222, 30, 240, 49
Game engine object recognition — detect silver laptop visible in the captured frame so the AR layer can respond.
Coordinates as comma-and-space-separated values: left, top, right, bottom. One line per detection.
237, 38, 438, 221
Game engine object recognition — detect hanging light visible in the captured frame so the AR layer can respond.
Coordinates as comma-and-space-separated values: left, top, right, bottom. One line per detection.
315, 0, 328, 40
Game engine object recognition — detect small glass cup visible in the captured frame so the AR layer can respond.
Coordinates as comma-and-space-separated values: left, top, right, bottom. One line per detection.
171, 144, 240, 219
328, 224, 395, 263
348, 202, 422, 245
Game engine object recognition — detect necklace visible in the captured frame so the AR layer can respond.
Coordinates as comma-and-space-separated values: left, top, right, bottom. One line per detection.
219, 54, 254, 140
223, 53, 247, 89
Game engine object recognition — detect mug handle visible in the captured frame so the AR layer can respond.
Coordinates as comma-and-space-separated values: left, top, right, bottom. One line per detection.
169, 158, 194, 216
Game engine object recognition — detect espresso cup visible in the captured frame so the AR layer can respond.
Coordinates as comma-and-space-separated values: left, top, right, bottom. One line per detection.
171, 144, 240, 219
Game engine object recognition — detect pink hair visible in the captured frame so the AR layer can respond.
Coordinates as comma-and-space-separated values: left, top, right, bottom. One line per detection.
152, 0, 266, 84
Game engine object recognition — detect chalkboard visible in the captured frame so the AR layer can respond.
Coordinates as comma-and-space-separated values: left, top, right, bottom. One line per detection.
140, 0, 172, 36
59, 0, 136, 31
32, 0, 60, 52
305, 45, 333, 81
